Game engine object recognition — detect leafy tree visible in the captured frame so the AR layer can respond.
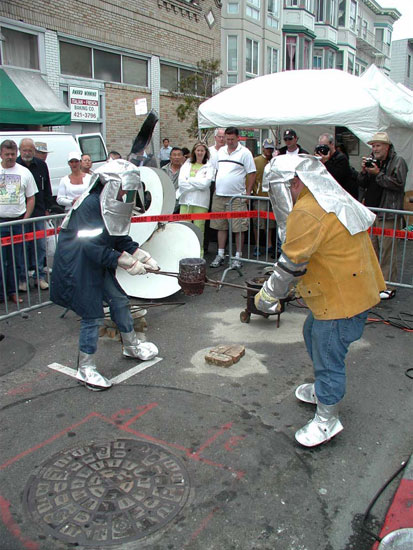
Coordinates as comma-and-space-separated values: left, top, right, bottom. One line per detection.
172, 59, 221, 138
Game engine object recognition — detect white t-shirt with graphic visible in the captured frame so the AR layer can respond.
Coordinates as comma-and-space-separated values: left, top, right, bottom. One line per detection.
0, 163, 38, 218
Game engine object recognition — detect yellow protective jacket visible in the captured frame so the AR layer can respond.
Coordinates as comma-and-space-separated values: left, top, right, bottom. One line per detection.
283, 187, 385, 320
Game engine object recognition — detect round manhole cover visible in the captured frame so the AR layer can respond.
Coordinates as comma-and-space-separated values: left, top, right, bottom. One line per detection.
23, 439, 190, 546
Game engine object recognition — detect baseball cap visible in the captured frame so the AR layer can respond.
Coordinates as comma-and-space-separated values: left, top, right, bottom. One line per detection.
67, 151, 82, 162
367, 131, 391, 145
283, 129, 297, 139
262, 138, 275, 149
34, 141, 52, 153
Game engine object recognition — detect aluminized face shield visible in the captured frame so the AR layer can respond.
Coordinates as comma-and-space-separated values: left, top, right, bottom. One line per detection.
263, 154, 375, 236
95, 160, 144, 236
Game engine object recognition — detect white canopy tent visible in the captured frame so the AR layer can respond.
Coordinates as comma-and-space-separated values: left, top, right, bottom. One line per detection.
198, 65, 413, 189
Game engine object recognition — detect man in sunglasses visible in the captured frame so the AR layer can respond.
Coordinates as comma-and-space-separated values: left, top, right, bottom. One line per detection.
278, 129, 308, 156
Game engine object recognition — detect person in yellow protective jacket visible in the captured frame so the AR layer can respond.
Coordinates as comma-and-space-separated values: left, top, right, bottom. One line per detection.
255, 154, 385, 448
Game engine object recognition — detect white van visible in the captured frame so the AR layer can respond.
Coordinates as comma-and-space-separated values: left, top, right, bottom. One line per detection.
0, 131, 107, 195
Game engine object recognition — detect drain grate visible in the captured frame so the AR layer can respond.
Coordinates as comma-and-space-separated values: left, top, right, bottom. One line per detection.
24, 439, 190, 546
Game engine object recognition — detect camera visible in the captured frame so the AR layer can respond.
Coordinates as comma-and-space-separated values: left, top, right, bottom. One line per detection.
315, 144, 330, 156
364, 157, 378, 168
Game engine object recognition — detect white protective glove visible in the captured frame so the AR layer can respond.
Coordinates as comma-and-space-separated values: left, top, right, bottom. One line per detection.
254, 286, 281, 315
132, 248, 160, 271
117, 251, 146, 275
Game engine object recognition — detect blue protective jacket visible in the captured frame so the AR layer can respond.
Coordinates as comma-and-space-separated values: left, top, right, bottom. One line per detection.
50, 188, 138, 319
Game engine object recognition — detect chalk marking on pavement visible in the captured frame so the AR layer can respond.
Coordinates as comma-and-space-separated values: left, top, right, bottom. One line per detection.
110, 357, 163, 384
48, 362, 78, 379
47, 358, 163, 384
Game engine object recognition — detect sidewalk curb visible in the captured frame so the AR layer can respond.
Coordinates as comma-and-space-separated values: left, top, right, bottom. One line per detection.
372, 453, 413, 549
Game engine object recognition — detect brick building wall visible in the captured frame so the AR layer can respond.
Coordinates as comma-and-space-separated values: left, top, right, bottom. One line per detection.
0, 0, 221, 149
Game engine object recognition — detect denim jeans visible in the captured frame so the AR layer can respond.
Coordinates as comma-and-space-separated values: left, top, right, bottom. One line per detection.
78, 271, 133, 354
303, 310, 368, 405
0, 219, 23, 299
27, 220, 47, 281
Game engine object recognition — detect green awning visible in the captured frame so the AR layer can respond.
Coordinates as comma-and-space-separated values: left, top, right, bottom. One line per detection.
0, 67, 71, 126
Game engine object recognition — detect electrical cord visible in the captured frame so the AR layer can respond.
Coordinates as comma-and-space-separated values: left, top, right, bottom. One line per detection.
366, 311, 413, 332
361, 460, 408, 542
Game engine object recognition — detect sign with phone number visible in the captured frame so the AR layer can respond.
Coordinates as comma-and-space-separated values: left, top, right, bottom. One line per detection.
69, 86, 100, 122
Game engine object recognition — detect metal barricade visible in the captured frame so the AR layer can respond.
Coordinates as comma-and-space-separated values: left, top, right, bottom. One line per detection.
0, 213, 65, 321
220, 196, 413, 291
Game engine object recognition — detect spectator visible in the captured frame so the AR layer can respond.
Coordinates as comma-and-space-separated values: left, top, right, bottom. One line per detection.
159, 138, 172, 167
209, 127, 256, 269
252, 139, 277, 257
162, 147, 185, 213
208, 128, 226, 172
0, 140, 38, 304
80, 153, 93, 175
57, 152, 92, 212
16, 138, 53, 291
255, 155, 385, 447
34, 142, 52, 162
315, 133, 358, 198
358, 131, 408, 300
278, 129, 308, 156
177, 142, 213, 256
107, 151, 122, 161
181, 147, 191, 160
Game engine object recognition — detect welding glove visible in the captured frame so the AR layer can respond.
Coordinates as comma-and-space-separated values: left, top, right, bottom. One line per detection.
254, 286, 281, 315
132, 248, 159, 271
118, 251, 146, 275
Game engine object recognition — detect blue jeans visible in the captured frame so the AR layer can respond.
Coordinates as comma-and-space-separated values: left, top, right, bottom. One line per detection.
0, 219, 23, 299
303, 310, 368, 405
79, 271, 133, 354
26, 220, 47, 281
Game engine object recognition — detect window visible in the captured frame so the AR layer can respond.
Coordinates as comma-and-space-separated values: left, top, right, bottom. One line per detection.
326, 49, 334, 68
285, 0, 299, 6
313, 48, 323, 69
60, 41, 148, 86
160, 64, 198, 92
348, 52, 354, 74
60, 42, 92, 78
1, 26, 39, 70
303, 39, 311, 69
266, 47, 278, 73
336, 50, 344, 70
354, 62, 360, 76
338, 0, 346, 26
123, 57, 148, 87
246, 0, 260, 20
408, 55, 411, 78
227, 2, 239, 14
285, 36, 297, 70
349, 0, 357, 31
362, 20, 367, 39
94, 50, 121, 82
316, 0, 337, 25
227, 35, 238, 84
246, 38, 259, 76
267, 0, 280, 27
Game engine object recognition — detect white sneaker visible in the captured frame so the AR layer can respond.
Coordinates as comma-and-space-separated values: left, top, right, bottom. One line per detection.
36, 279, 49, 290
210, 255, 225, 268
230, 259, 242, 270
18, 281, 27, 292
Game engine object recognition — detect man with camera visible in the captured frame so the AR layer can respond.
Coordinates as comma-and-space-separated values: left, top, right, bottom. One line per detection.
358, 132, 408, 299
315, 134, 358, 199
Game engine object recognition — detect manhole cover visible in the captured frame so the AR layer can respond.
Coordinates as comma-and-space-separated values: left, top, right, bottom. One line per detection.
23, 439, 190, 546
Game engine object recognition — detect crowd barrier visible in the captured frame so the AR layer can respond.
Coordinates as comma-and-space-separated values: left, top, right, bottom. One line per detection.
1, 199, 412, 322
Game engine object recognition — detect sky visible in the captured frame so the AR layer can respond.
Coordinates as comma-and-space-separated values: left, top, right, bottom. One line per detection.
381, 0, 413, 40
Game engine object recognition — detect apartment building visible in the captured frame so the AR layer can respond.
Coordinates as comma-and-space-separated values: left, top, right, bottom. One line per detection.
0, 1, 221, 155
390, 38, 413, 91
221, 0, 400, 84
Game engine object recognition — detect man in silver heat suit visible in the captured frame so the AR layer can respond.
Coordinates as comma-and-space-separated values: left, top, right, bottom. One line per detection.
255, 155, 385, 447
51, 159, 159, 391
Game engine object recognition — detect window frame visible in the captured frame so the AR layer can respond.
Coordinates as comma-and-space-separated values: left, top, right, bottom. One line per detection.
246, 37, 259, 77
0, 21, 45, 72
227, 34, 239, 84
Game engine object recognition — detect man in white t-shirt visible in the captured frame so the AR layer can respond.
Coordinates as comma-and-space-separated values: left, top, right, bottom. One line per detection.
0, 140, 38, 304
210, 127, 256, 269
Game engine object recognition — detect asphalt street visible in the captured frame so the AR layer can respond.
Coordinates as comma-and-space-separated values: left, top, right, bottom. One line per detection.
0, 253, 412, 550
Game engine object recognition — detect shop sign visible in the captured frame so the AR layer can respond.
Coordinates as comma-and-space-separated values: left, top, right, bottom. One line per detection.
69, 87, 99, 121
